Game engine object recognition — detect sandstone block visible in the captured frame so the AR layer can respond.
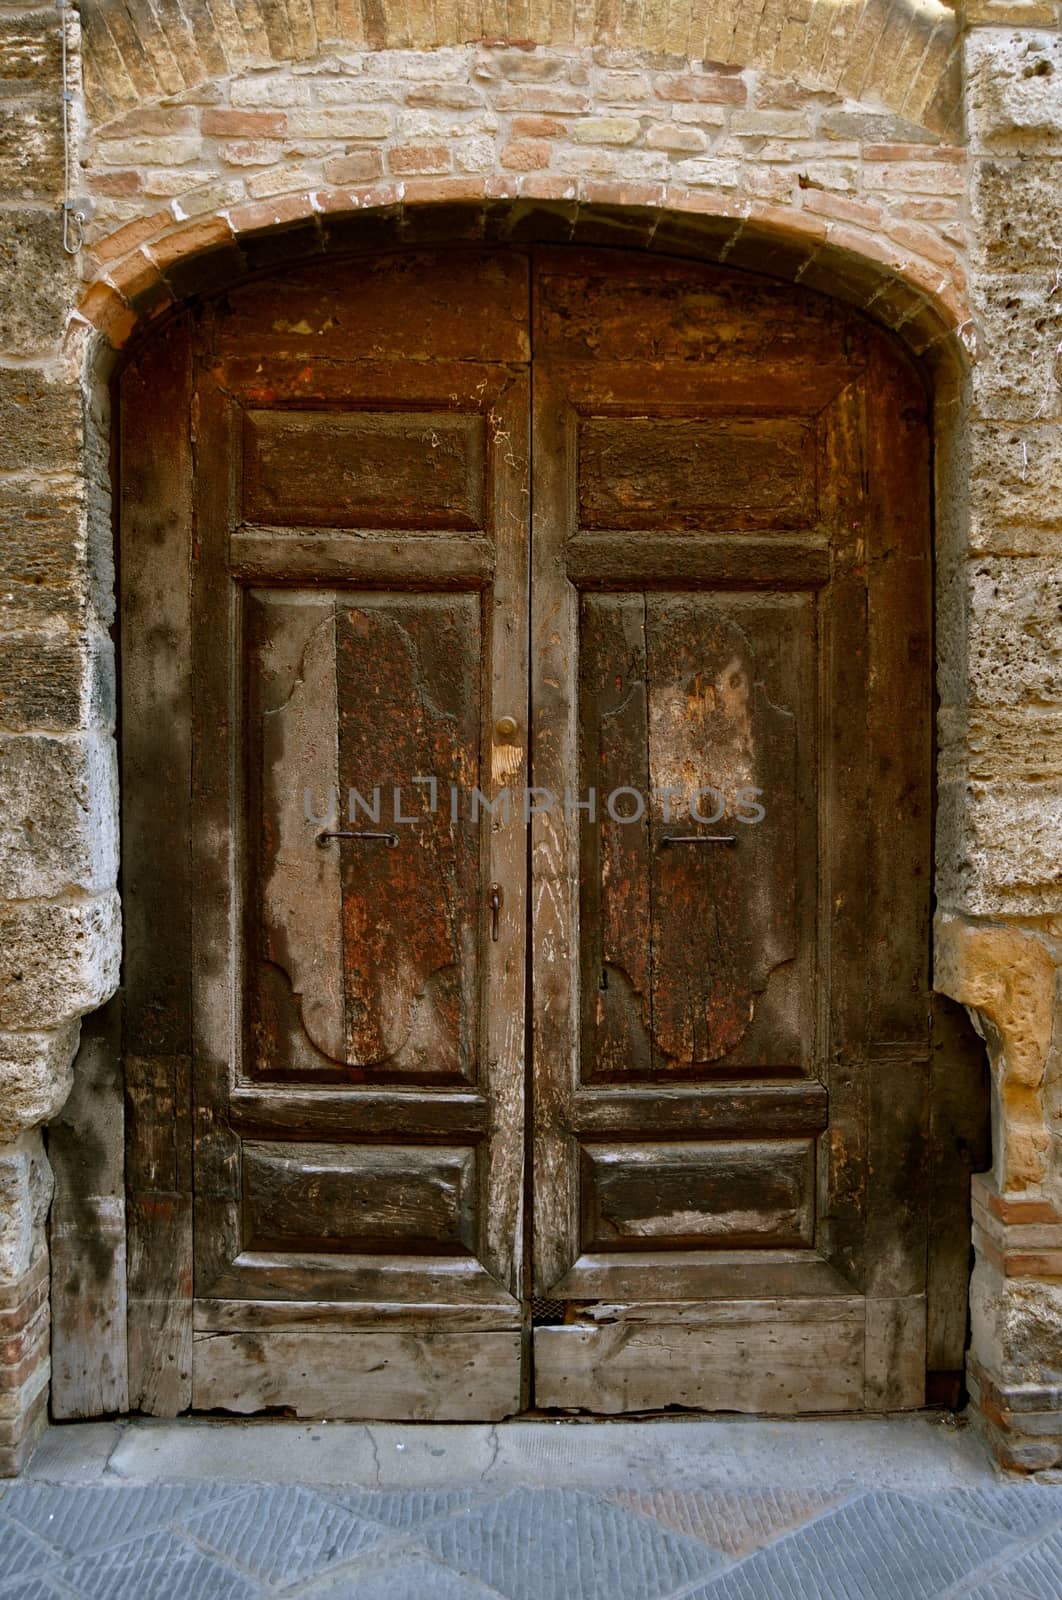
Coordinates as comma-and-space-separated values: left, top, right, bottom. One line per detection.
454, 136, 496, 174
0, 370, 80, 474
967, 29, 1062, 151
971, 1258, 1062, 1385
969, 274, 1062, 421
645, 123, 708, 152
97, 137, 204, 167
501, 140, 552, 171
571, 116, 641, 146
0, 734, 118, 901
0, 102, 61, 198
820, 110, 939, 143
405, 86, 486, 110
0, 211, 73, 357
590, 70, 651, 103
670, 157, 742, 188
219, 140, 285, 167
0, 12, 60, 89
967, 555, 1062, 707
388, 144, 452, 174
230, 78, 312, 108
653, 72, 746, 105
474, 50, 566, 82
0, 627, 115, 735
972, 157, 1062, 272
284, 110, 391, 139
0, 1132, 51, 1286
0, 1024, 80, 1144
321, 149, 385, 184
970, 422, 1062, 545
0, 891, 121, 1030
200, 109, 287, 138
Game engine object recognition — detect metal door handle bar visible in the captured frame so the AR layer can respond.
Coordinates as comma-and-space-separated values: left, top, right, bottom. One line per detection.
316, 830, 399, 848
659, 835, 736, 847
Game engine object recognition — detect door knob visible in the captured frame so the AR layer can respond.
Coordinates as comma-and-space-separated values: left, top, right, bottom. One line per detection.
494, 715, 519, 740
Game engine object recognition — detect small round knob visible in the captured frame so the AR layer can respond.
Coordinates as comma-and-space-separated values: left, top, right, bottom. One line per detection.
494, 715, 519, 740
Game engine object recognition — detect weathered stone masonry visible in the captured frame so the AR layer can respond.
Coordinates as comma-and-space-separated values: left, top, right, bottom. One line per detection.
0, 0, 1060, 1472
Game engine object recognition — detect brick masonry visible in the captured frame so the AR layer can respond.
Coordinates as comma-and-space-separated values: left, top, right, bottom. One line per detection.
0, 0, 1061, 1473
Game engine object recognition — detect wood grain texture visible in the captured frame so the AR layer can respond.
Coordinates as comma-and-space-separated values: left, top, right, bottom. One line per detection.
533, 1316, 864, 1414
192, 1331, 522, 1419
119, 322, 195, 1416
48, 997, 128, 1420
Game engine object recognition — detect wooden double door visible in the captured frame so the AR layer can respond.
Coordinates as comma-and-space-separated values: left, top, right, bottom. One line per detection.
116, 246, 977, 1420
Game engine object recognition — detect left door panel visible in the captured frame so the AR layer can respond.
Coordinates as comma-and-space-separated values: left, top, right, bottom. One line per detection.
120, 251, 531, 1420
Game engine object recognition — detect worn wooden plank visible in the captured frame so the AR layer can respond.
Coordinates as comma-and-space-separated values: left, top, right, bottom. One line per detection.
195, 1296, 522, 1332
533, 1318, 865, 1414
865, 1295, 927, 1410
570, 1083, 828, 1136
228, 1089, 490, 1138
48, 996, 128, 1419
566, 535, 830, 590
578, 593, 652, 1083
120, 320, 195, 1416
192, 1331, 522, 1419
529, 358, 581, 1293
230, 531, 494, 586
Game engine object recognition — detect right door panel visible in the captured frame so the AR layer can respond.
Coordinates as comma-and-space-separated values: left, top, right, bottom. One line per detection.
529, 249, 935, 1414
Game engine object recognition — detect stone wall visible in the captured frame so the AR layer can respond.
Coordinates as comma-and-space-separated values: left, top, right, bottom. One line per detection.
0, 0, 1060, 1472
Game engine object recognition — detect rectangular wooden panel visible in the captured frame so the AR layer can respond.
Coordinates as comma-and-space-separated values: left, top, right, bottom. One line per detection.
579, 1140, 815, 1250
192, 1331, 522, 1419
578, 416, 816, 531
533, 1312, 865, 1413
246, 589, 482, 1083
243, 410, 485, 530
578, 590, 813, 1082
241, 1142, 476, 1254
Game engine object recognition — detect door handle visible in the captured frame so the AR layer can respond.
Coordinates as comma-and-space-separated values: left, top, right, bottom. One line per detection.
489, 883, 504, 941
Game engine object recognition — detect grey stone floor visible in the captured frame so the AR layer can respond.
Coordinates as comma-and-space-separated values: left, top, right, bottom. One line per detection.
1, 1416, 1060, 1598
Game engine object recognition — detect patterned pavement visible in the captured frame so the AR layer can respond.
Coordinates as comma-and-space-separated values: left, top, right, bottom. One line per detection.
1, 1478, 1061, 1599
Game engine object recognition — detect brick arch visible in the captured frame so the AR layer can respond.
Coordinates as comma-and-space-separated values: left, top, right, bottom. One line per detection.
73, 179, 972, 376
83, 0, 962, 137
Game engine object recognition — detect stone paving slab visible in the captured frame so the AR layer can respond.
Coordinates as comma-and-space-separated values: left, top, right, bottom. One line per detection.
2, 1420, 1062, 1598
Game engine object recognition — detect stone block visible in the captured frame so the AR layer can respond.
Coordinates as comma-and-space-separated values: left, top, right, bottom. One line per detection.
967, 30, 1062, 152
0, 1132, 51, 1286
0, 210, 74, 357
0, 626, 115, 735
571, 116, 641, 145
0, 12, 60, 90
967, 555, 1062, 707
0, 101, 62, 198
0, 890, 121, 1030
971, 1257, 1062, 1387
969, 275, 1062, 421
819, 110, 940, 143
285, 109, 391, 139
0, 734, 118, 900
972, 158, 1062, 272
0, 1023, 79, 1143
0, 479, 90, 627
970, 422, 1062, 546
940, 777, 1062, 913
0, 369, 80, 474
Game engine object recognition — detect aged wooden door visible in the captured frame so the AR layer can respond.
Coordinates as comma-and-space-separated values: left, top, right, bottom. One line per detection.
120, 252, 531, 1418
528, 251, 946, 1412
111, 244, 979, 1422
